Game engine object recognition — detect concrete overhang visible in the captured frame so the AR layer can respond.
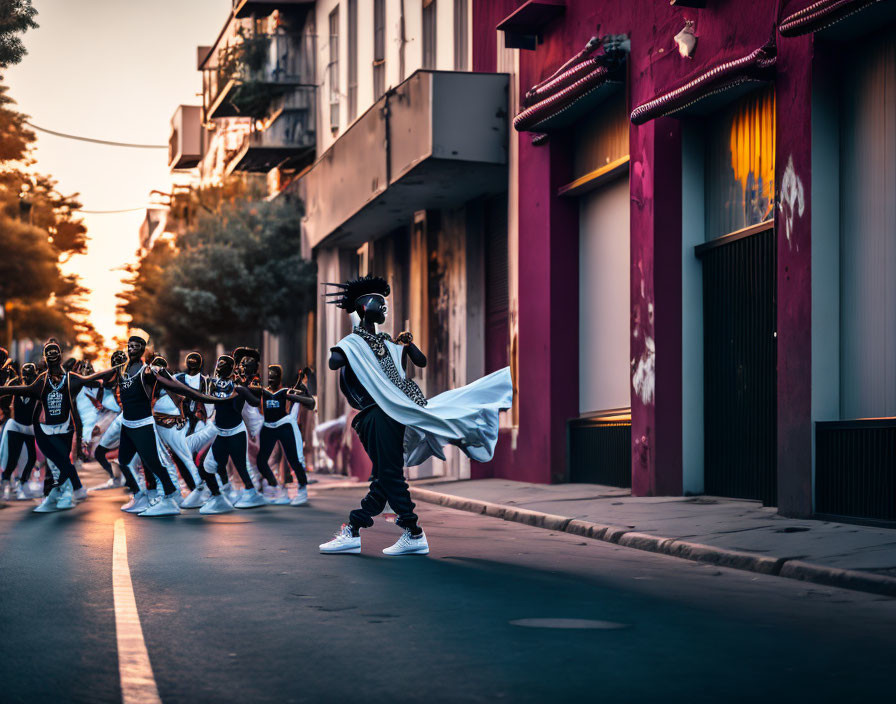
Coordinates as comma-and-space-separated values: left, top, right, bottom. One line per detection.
298, 70, 509, 251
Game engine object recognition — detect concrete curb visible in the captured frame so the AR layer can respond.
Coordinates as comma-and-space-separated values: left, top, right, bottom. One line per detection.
408, 487, 896, 598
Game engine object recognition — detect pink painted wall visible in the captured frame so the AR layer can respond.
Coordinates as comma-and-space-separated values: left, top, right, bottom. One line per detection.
478, 0, 815, 509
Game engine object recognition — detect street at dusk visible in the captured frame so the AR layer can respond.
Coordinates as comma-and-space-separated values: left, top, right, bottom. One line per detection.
3, 0, 896, 701
1, 464, 894, 704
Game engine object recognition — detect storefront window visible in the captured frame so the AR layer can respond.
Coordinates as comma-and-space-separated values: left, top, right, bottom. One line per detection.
705, 86, 776, 240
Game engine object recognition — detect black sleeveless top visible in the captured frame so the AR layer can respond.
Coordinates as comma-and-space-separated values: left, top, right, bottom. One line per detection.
212, 378, 244, 430
118, 364, 153, 421
13, 391, 35, 426
40, 373, 72, 426
262, 388, 289, 423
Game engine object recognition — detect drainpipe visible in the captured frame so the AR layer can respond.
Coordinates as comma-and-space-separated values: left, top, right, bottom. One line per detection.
399, 0, 406, 82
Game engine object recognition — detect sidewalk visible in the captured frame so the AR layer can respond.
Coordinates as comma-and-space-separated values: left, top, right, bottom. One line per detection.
312, 476, 896, 597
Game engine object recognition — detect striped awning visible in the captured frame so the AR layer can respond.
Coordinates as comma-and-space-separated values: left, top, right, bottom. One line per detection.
778, 0, 887, 37
630, 41, 776, 125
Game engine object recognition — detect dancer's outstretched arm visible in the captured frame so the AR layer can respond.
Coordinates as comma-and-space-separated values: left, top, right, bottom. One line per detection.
150, 368, 232, 404
285, 390, 315, 410
0, 375, 43, 398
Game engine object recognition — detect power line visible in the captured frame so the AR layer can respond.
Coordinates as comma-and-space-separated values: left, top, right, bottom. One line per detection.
75, 207, 150, 214
24, 121, 167, 149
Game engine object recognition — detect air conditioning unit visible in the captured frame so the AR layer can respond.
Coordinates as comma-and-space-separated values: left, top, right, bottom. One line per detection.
169, 105, 203, 170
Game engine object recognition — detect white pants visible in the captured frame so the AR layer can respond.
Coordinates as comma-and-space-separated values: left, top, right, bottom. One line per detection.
99, 414, 123, 449
156, 421, 201, 486
0, 419, 33, 478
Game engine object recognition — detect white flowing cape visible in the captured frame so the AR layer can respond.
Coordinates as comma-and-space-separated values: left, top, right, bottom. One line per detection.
335, 333, 513, 466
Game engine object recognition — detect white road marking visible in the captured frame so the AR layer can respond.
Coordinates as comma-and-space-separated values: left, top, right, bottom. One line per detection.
113, 518, 162, 704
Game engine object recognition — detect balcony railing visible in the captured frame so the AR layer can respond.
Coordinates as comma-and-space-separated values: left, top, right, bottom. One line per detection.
232, 0, 314, 18
225, 88, 315, 173
205, 32, 315, 120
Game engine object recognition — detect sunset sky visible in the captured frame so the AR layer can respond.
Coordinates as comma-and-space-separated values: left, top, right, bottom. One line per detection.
4, 0, 231, 347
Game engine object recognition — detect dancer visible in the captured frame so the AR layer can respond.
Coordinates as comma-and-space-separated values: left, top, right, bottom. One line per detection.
148, 356, 208, 509
253, 364, 315, 506
319, 275, 513, 555
0, 341, 96, 512
0, 362, 38, 500
88, 336, 223, 517
198, 353, 269, 513
93, 350, 128, 490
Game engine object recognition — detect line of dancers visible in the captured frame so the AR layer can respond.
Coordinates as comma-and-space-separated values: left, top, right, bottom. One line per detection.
0, 336, 315, 517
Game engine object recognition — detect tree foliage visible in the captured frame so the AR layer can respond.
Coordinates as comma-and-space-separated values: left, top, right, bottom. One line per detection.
118, 195, 316, 354
0, 0, 37, 71
0, 80, 98, 352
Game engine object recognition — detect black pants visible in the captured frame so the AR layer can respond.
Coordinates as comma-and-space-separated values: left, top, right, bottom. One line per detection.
349, 406, 419, 532
210, 430, 252, 490
2, 430, 36, 482
257, 423, 307, 488
33, 425, 81, 492
118, 424, 176, 495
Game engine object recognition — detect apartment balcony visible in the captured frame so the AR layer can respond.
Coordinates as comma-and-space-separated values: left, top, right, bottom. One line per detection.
298, 70, 509, 250
225, 89, 315, 173
168, 105, 202, 170
232, 0, 314, 18
203, 32, 315, 121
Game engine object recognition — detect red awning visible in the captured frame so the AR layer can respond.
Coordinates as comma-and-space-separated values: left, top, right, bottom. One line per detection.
513, 36, 626, 135
630, 41, 776, 125
778, 0, 885, 37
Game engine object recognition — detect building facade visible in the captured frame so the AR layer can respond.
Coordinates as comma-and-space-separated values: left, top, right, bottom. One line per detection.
481, 0, 896, 523
167, 0, 896, 523
294, 0, 512, 481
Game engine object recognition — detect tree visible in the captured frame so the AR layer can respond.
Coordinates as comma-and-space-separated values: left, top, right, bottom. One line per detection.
118, 196, 316, 355
0, 0, 37, 71
0, 80, 98, 352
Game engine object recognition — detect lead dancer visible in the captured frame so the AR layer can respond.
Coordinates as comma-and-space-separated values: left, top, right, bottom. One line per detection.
319, 275, 513, 556
253, 364, 315, 506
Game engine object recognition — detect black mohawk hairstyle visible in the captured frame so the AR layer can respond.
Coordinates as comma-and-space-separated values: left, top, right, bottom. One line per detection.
323, 274, 391, 311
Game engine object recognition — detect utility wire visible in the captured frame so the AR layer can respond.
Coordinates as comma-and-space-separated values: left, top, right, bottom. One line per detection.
24, 121, 167, 149
75, 207, 150, 214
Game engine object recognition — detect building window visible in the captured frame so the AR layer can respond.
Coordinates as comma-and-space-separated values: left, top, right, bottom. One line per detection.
373, 0, 386, 99
422, 0, 437, 70
347, 0, 357, 121
704, 86, 776, 240
453, 0, 468, 71
328, 7, 340, 132
839, 29, 896, 418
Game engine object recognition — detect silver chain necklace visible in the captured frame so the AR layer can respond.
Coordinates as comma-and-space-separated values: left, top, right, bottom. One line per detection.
353, 326, 427, 407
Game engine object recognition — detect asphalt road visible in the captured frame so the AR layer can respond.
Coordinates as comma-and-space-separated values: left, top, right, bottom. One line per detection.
1, 464, 894, 704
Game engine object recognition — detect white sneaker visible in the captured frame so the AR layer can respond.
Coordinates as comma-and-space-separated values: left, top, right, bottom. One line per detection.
270, 485, 291, 505
56, 486, 76, 510
181, 484, 210, 509
199, 493, 234, 515
91, 476, 124, 491
138, 496, 181, 517
1, 479, 10, 501
383, 530, 429, 556
222, 482, 240, 504
234, 487, 266, 509
319, 524, 361, 554
122, 490, 150, 514
73, 487, 89, 502
290, 486, 308, 506
33, 488, 61, 513
14, 481, 30, 501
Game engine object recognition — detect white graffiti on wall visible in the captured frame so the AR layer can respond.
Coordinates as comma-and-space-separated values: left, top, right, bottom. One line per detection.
778, 155, 805, 250
632, 335, 655, 405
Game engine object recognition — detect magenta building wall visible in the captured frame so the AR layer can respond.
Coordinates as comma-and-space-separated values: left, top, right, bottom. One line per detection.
473, 0, 817, 516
